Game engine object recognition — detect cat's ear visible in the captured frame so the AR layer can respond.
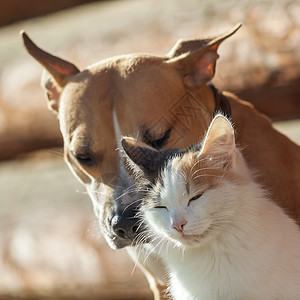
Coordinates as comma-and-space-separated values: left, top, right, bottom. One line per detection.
121, 137, 179, 176
200, 114, 236, 168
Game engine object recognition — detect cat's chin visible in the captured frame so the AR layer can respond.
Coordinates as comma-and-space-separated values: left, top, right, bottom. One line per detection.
168, 227, 212, 248
169, 233, 206, 248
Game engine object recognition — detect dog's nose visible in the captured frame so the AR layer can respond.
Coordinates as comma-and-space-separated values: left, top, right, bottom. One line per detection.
111, 215, 140, 240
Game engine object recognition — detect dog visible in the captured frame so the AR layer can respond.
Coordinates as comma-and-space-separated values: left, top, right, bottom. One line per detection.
22, 24, 300, 298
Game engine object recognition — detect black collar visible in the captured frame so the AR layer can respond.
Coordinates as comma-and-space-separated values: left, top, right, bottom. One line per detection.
208, 82, 231, 119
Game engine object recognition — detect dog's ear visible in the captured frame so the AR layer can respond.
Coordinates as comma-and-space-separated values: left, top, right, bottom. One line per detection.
167, 24, 241, 88
21, 31, 80, 114
167, 38, 212, 58
121, 137, 179, 177
40, 70, 62, 113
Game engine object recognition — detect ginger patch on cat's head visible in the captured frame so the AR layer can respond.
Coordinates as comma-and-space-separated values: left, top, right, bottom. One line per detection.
172, 150, 224, 195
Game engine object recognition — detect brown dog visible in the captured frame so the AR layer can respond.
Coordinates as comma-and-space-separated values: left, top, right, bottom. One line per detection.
22, 24, 300, 298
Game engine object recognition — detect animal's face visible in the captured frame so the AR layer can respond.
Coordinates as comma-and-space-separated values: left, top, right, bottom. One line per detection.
143, 153, 224, 248
59, 57, 213, 184
57, 57, 213, 248
123, 115, 251, 249
22, 25, 241, 249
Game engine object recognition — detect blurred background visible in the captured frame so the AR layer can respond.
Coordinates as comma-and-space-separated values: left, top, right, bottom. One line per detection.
0, 0, 299, 299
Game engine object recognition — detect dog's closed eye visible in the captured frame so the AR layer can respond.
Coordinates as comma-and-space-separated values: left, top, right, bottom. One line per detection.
143, 128, 172, 150
73, 152, 96, 166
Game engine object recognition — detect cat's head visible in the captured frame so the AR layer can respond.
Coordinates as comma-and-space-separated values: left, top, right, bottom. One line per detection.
122, 114, 250, 247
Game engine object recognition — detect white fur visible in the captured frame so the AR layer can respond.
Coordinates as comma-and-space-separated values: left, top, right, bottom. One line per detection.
141, 115, 300, 300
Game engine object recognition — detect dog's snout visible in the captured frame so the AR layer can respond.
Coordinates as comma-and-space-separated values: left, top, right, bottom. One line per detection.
111, 215, 139, 240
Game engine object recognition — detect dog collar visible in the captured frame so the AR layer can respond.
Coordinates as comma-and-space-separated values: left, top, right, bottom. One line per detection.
208, 82, 232, 119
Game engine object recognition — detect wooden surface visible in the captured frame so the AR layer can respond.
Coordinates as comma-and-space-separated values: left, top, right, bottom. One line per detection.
0, 0, 299, 160
0, 1, 300, 298
0, 0, 99, 27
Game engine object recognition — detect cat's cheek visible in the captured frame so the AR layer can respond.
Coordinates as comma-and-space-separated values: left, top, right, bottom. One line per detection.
144, 210, 168, 236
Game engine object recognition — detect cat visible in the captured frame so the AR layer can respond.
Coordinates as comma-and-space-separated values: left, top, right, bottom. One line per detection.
121, 114, 300, 300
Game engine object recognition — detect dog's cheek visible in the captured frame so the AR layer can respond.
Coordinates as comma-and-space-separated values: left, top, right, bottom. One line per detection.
96, 197, 115, 240
87, 181, 113, 220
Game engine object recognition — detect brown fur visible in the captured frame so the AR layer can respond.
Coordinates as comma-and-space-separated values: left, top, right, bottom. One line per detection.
172, 152, 224, 195
21, 25, 300, 299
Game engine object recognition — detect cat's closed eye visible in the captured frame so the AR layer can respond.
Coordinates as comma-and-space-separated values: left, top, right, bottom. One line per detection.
188, 193, 203, 206
154, 205, 168, 210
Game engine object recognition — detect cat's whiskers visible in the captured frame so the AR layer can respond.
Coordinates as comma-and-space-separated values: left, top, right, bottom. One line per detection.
164, 236, 175, 260
193, 173, 223, 181
131, 236, 149, 267
132, 231, 148, 247
178, 180, 188, 187
134, 238, 155, 267
180, 170, 188, 182
189, 156, 208, 173
190, 166, 222, 179
114, 185, 139, 202
130, 243, 147, 275
121, 198, 143, 215
135, 218, 146, 232
140, 235, 167, 266
157, 235, 171, 258
130, 219, 149, 246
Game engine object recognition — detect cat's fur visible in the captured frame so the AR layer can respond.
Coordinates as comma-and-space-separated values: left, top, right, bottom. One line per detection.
122, 115, 300, 300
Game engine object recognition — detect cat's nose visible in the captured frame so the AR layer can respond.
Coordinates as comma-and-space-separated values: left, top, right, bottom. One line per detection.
172, 220, 187, 232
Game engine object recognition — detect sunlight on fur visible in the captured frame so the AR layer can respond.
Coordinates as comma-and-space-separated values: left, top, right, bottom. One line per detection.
122, 114, 300, 300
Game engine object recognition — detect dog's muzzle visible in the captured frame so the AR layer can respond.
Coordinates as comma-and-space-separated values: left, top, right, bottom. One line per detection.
111, 211, 139, 241
106, 198, 147, 249
90, 171, 148, 249
111, 202, 143, 242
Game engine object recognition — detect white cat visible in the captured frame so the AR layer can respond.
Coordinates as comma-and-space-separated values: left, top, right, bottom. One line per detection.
122, 114, 300, 300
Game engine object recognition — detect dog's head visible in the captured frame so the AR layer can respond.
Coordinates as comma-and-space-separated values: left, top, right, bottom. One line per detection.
21, 24, 241, 249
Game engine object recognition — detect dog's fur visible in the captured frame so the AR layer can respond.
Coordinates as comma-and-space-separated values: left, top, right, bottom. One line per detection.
22, 25, 300, 298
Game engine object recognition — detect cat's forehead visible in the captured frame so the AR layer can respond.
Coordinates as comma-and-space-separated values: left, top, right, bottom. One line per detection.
170, 152, 223, 194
